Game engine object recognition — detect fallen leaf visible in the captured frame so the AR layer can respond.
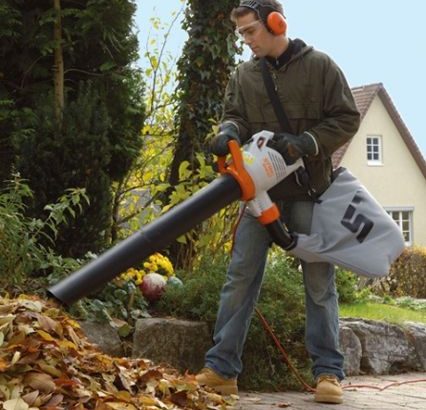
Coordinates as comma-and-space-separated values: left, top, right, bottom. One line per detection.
170, 390, 188, 407
105, 402, 137, 409
11, 351, 21, 365
0, 295, 231, 410
16, 352, 40, 366
3, 398, 30, 410
37, 361, 62, 377
32, 392, 53, 407
21, 390, 39, 406
7, 333, 26, 348
17, 324, 35, 336
18, 299, 43, 313
0, 315, 16, 328
136, 395, 158, 406
35, 330, 55, 343
138, 369, 163, 385
44, 393, 64, 407
0, 357, 10, 372
0, 302, 14, 315
65, 325, 81, 346
24, 372, 56, 393
36, 313, 63, 338
64, 318, 81, 329
57, 339, 77, 351
54, 376, 78, 387
114, 390, 132, 402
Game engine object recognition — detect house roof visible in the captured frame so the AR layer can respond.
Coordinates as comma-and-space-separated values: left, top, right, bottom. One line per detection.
332, 83, 426, 179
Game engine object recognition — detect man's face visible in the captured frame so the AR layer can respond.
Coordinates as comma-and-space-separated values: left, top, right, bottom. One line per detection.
235, 12, 274, 57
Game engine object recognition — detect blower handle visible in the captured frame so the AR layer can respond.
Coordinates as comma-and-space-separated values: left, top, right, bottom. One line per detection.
216, 140, 256, 201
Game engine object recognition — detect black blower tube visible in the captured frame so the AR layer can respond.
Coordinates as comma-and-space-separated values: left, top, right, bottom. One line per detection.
48, 174, 241, 305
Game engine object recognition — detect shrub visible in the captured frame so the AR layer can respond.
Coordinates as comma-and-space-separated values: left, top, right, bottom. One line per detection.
381, 246, 426, 298
13, 84, 115, 258
157, 250, 311, 391
0, 174, 88, 291
335, 268, 358, 304
155, 255, 228, 324
66, 279, 149, 338
395, 296, 426, 311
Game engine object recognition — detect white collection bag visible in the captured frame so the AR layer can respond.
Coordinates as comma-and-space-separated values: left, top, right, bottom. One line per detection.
291, 168, 405, 277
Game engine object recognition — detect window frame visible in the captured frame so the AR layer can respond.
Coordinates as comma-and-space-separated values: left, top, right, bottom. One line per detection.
385, 207, 413, 246
366, 135, 383, 166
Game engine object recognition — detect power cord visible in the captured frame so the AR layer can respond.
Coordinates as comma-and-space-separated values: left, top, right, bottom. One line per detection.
255, 307, 426, 393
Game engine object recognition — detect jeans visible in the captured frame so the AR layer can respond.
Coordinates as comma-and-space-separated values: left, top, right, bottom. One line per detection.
205, 200, 345, 381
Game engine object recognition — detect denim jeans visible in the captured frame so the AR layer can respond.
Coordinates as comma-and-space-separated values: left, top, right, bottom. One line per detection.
205, 200, 344, 381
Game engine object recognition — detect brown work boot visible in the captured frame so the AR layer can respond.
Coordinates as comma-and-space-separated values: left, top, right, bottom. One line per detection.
314, 374, 343, 404
195, 367, 238, 395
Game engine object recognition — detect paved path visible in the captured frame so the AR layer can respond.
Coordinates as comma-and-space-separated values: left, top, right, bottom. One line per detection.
235, 372, 426, 409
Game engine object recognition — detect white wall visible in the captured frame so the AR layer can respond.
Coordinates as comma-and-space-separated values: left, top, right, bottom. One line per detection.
340, 96, 426, 246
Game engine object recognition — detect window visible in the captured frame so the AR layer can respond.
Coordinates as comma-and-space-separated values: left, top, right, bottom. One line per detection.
366, 136, 382, 164
386, 209, 413, 246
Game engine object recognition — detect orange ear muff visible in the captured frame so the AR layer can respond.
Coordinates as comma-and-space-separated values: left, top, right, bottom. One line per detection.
266, 11, 287, 35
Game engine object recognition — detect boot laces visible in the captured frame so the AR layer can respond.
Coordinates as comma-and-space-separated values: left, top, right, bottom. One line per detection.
317, 375, 340, 386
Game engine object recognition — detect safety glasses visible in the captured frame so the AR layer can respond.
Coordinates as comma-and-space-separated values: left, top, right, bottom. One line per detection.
234, 19, 263, 41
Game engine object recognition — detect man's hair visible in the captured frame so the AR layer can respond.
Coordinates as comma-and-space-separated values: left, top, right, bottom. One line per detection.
230, 0, 284, 22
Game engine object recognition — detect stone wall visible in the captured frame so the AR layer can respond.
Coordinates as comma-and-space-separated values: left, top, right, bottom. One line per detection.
339, 319, 426, 376
80, 318, 426, 377
132, 318, 211, 373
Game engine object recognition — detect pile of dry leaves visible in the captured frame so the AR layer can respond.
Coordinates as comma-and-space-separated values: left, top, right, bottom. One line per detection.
0, 295, 236, 409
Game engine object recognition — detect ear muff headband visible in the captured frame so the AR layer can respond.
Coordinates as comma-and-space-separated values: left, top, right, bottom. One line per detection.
239, 0, 287, 35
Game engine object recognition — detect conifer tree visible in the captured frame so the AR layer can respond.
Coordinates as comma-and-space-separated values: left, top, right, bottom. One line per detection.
0, 0, 145, 257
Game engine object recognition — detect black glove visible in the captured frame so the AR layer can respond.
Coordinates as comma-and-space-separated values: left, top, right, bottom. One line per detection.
269, 131, 318, 164
210, 122, 240, 156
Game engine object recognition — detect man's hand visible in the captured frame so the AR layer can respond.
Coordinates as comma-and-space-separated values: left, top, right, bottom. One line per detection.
210, 122, 240, 156
269, 132, 318, 164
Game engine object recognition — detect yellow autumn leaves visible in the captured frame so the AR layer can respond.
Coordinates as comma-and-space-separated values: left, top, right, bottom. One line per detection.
0, 295, 236, 409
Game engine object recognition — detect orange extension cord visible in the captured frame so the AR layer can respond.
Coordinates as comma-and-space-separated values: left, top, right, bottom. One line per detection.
255, 307, 426, 393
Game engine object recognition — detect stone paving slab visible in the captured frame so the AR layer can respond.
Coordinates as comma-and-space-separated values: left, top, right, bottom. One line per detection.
235, 372, 426, 409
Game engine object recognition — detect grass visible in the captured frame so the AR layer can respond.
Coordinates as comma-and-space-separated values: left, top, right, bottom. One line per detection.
340, 303, 426, 324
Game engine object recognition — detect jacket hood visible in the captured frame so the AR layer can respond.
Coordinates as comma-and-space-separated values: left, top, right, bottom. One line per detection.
247, 38, 313, 70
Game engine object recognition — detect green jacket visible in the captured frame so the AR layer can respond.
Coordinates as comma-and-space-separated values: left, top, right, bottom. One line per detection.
222, 39, 361, 201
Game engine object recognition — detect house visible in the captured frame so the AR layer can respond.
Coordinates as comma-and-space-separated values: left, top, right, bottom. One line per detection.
332, 83, 426, 247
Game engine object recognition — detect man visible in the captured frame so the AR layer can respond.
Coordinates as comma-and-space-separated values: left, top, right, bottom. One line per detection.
196, 0, 360, 405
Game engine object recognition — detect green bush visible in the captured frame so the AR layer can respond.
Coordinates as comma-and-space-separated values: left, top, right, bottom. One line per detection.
394, 296, 426, 311
156, 255, 229, 325
13, 84, 115, 258
335, 268, 358, 304
65, 279, 149, 339
382, 246, 426, 298
0, 174, 87, 291
157, 251, 311, 391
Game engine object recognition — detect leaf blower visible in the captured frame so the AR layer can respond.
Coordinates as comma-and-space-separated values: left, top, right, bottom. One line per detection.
48, 130, 302, 305
48, 130, 404, 305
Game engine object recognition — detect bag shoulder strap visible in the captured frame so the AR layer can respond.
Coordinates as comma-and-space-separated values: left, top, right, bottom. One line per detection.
260, 58, 320, 202
260, 58, 293, 133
